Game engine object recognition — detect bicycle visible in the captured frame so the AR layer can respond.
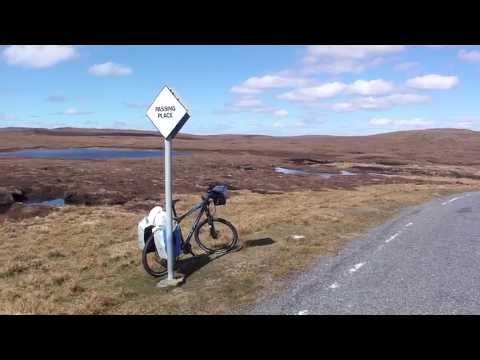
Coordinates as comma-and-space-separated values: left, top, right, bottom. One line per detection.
142, 185, 239, 277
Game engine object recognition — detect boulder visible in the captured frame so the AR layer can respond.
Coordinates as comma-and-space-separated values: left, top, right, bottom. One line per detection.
0, 187, 25, 206
240, 165, 256, 171
0, 190, 14, 206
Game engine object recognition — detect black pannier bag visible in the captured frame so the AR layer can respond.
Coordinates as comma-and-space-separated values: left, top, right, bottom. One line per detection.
209, 185, 229, 205
144, 225, 156, 253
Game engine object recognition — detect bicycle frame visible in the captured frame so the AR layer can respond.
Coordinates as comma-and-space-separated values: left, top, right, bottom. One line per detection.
172, 198, 212, 248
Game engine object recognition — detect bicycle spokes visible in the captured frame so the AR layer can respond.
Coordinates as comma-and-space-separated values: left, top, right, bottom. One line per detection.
209, 224, 218, 239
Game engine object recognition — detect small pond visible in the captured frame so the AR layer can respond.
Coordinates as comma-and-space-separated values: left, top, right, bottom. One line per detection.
25, 198, 66, 207
0, 147, 190, 160
274, 167, 356, 178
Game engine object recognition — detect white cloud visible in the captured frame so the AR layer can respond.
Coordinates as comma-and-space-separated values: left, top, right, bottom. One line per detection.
0, 113, 17, 121
332, 93, 429, 112
406, 74, 458, 90
244, 74, 307, 89
369, 117, 433, 130
54, 107, 93, 116
456, 120, 474, 129
88, 61, 132, 76
453, 117, 479, 129
231, 73, 308, 94
224, 96, 288, 118
2, 45, 77, 69
278, 79, 395, 102
305, 45, 405, 60
278, 82, 347, 102
272, 121, 286, 128
65, 108, 80, 115
458, 49, 480, 63
301, 46, 404, 76
348, 79, 394, 96
303, 59, 367, 74
294, 120, 306, 127
230, 85, 262, 95
273, 109, 288, 117
331, 102, 356, 112
385, 93, 430, 105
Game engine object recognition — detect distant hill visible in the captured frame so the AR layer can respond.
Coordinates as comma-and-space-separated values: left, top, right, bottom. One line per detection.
1, 127, 480, 165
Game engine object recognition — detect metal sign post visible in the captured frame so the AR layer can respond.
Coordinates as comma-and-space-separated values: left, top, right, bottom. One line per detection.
146, 85, 190, 287
164, 138, 174, 280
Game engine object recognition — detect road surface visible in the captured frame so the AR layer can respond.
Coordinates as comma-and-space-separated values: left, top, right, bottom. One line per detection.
250, 191, 480, 315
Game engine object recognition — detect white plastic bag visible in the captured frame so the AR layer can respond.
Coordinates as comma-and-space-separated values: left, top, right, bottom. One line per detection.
147, 206, 163, 224
138, 206, 165, 251
153, 220, 181, 259
137, 216, 150, 250
153, 226, 167, 259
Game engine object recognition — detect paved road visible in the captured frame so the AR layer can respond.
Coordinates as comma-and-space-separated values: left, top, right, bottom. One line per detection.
250, 191, 480, 315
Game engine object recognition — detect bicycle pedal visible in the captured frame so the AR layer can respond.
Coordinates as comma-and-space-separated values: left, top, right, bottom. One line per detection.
182, 243, 192, 255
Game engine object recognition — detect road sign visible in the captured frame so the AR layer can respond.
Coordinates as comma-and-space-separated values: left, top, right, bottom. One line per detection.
146, 86, 190, 140
146, 85, 190, 285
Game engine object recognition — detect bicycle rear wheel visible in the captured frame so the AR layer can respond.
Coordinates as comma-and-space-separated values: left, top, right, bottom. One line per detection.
142, 234, 168, 277
194, 218, 238, 254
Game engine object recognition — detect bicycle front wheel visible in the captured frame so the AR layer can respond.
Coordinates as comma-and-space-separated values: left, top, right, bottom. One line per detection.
194, 218, 238, 254
142, 234, 168, 278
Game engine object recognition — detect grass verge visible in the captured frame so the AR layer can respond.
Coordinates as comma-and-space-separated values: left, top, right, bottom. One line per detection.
1, 180, 479, 314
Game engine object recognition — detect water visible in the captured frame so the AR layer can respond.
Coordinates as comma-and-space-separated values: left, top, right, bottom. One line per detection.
339, 170, 356, 176
0, 147, 189, 160
274, 167, 357, 178
274, 167, 309, 176
25, 198, 65, 207
368, 172, 398, 178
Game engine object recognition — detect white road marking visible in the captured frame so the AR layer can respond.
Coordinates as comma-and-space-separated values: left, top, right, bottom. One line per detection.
328, 282, 339, 289
405, 222, 413, 227
348, 262, 365, 274
297, 310, 309, 315
442, 196, 462, 206
385, 233, 399, 243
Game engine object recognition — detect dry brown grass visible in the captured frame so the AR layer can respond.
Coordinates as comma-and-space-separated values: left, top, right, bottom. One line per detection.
1, 180, 480, 314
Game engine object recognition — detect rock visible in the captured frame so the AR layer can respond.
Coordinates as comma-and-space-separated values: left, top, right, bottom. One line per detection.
0, 190, 14, 206
240, 165, 256, 171
288, 234, 306, 241
0, 187, 26, 206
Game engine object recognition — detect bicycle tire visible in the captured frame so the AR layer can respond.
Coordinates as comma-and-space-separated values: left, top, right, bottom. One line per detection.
194, 217, 238, 254
142, 234, 168, 278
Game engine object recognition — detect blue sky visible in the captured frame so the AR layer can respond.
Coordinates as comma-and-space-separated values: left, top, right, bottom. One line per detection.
1, 45, 480, 136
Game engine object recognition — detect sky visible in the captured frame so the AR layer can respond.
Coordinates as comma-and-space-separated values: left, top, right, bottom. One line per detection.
1, 45, 480, 136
